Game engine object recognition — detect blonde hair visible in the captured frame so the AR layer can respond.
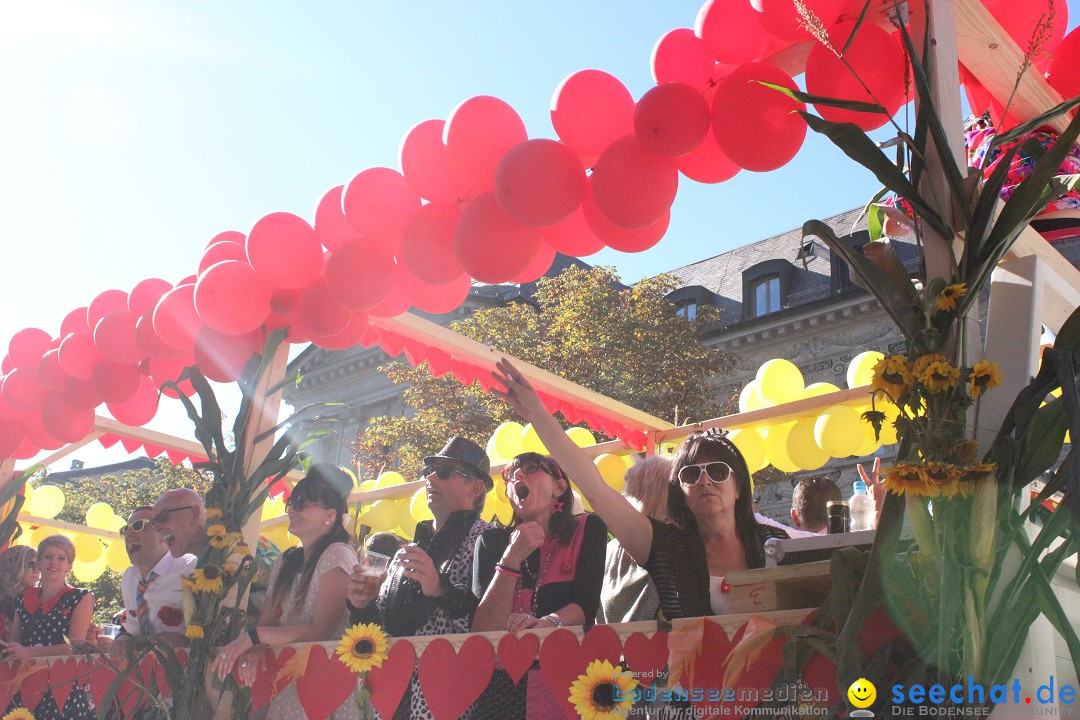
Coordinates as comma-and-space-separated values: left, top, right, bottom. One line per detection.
624, 455, 672, 523
37, 534, 75, 561
0, 546, 36, 618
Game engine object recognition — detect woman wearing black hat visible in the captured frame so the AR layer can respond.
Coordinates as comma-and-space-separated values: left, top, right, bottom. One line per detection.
214, 464, 360, 720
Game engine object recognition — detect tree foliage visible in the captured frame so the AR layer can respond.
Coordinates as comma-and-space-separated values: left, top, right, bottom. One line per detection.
354, 266, 733, 481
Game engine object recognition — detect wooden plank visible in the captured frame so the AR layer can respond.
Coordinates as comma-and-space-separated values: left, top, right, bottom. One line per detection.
954, 0, 1068, 132
19, 513, 121, 541
372, 312, 674, 433
93, 416, 211, 459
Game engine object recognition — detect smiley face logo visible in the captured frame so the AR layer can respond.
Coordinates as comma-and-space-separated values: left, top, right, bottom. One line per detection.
847, 678, 876, 709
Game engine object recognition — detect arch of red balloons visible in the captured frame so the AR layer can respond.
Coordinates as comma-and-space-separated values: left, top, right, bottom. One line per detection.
0, 0, 1069, 458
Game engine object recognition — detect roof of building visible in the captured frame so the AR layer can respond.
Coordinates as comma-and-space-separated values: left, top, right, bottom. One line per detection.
46, 457, 157, 484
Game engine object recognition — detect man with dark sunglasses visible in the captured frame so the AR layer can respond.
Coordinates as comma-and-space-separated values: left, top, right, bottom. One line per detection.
348, 436, 492, 719
151, 488, 206, 558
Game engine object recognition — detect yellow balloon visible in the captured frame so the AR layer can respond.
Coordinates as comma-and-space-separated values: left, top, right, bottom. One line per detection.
397, 501, 419, 536
29, 525, 52, 548
621, 453, 637, 469
21, 484, 33, 510
494, 475, 508, 502
787, 418, 829, 470
764, 422, 799, 473
520, 423, 548, 454
847, 351, 885, 389
410, 489, 434, 522
105, 540, 131, 574
375, 472, 405, 489
73, 555, 107, 583
486, 435, 506, 465
854, 421, 882, 457
28, 485, 64, 519
109, 516, 126, 532
803, 382, 841, 398
757, 359, 805, 405
738, 380, 768, 413
493, 421, 525, 461
13, 524, 31, 546
729, 429, 766, 473
261, 496, 285, 521
815, 405, 863, 457
481, 490, 498, 523
262, 523, 290, 550
361, 499, 399, 532
493, 497, 514, 525
85, 503, 115, 530
594, 454, 626, 493
74, 534, 103, 562
565, 426, 595, 448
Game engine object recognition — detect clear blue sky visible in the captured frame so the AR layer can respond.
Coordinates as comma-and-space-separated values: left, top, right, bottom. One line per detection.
1, 0, 1075, 469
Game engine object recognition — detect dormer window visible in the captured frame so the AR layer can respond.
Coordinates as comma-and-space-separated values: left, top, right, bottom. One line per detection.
676, 301, 697, 321
753, 275, 781, 317
741, 259, 795, 321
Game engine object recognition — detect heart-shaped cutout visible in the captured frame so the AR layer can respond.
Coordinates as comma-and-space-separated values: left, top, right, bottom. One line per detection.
366, 640, 415, 719
539, 626, 623, 718
19, 662, 49, 711
418, 636, 494, 720
0, 662, 17, 711
295, 645, 359, 720
249, 646, 295, 714
87, 656, 117, 709
48, 656, 79, 711
623, 631, 668, 687
497, 633, 539, 685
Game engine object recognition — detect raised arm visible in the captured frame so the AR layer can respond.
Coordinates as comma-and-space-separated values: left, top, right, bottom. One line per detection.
492, 358, 655, 565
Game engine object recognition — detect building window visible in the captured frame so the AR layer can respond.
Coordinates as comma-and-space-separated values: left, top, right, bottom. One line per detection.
676, 301, 697, 321
753, 275, 781, 317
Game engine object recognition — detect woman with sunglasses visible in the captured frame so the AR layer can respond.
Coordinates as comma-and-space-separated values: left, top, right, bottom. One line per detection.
0, 545, 38, 642
214, 464, 360, 720
492, 358, 787, 620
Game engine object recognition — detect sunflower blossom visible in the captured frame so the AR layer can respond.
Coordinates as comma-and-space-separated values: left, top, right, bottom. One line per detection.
934, 283, 968, 312
207, 524, 228, 549
883, 464, 933, 497
3, 709, 36, 720
191, 565, 224, 594
185, 624, 204, 640
911, 353, 947, 379
969, 361, 1003, 398
917, 359, 961, 393
871, 355, 913, 398
205, 508, 224, 522
336, 623, 390, 673
568, 659, 638, 720
924, 462, 962, 497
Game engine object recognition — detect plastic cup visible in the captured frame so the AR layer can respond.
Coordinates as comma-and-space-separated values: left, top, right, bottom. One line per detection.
359, 550, 390, 577
100, 623, 121, 639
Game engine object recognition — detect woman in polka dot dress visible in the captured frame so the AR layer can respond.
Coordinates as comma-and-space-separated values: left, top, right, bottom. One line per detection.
2, 534, 95, 720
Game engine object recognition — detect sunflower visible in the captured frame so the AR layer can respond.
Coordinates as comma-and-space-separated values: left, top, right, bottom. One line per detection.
205, 508, 224, 522
191, 565, 225, 594
3, 709, 36, 720
969, 361, 1003, 398
934, 283, 967, 312
923, 462, 962, 497
185, 624, 205, 640
568, 659, 637, 720
225, 531, 245, 546
871, 355, 913, 399
917, 359, 960, 393
206, 524, 228, 549
883, 464, 933, 497
335, 623, 390, 673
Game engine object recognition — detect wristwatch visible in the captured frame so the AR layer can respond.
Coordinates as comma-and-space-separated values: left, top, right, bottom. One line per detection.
247, 625, 261, 646
543, 613, 564, 628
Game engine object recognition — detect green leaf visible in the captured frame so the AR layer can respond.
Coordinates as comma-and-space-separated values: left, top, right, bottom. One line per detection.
959, 142, 1025, 280
841, 0, 872, 55
760, 82, 887, 114
1013, 399, 1067, 488
991, 95, 1080, 147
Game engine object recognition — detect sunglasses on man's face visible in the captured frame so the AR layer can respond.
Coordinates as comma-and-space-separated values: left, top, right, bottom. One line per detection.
423, 465, 471, 481
120, 519, 152, 536
150, 505, 196, 526
677, 461, 734, 486
285, 494, 331, 512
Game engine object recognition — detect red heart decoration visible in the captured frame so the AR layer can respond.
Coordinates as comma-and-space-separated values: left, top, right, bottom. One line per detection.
622, 631, 668, 687
20, 663, 49, 712
295, 645, 359, 720
497, 633, 539, 685
249, 647, 295, 714
539, 626, 623, 718
418, 636, 494, 720
692, 619, 777, 715
0, 662, 17, 711
366, 640, 415, 720
87, 657, 116, 709
49, 657, 79, 712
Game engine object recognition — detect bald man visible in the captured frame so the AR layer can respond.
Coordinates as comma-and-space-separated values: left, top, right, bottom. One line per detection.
151, 488, 206, 558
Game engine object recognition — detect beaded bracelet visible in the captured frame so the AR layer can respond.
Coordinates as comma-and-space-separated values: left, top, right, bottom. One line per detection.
495, 563, 521, 577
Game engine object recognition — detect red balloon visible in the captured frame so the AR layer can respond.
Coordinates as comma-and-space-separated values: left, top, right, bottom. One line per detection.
635, 83, 711, 157
297, 279, 352, 338
94, 310, 143, 364
455, 193, 541, 284
60, 306, 90, 337
58, 331, 103, 380
148, 355, 195, 399
153, 285, 202, 351
399, 119, 470, 204
400, 203, 467, 285
583, 196, 670, 252
205, 230, 245, 249
13, 436, 40, 459
324, 240, 398, 310
2, 367, 48, 413
22, 412, 64, 450
551, 70, 635, 163
37, 349, 69, 392
8, 329, 52, 369
0, 356, 11, 374
696, 0, 775, 64
0, 418, 24, 458
677, 129, 741, 183
90, 361, 142, 404
0, 395, 21, 419
310, 312, 371, 351
270, 288, 302, 317
652, 29, 727, 91
64, 376, 103, 410
751, 0, 844, 41
444, 96, 528, 195
540, 204, 606, 257
88, 290, 129, 330
511, 240, 556, 283
194, 327, 262, 384
399, 266, 472, 315
314, 185, 361, 253
982, 0, 1066, 73
590, 136, 679, 229
107, 376, 159, 427
711, 62, 807, 172
195, 260, 272, 335
342, 167, 422, 248
805, 20, 908, 131
135, 311, 184, 361
246, 212, 323, 290
41, 392, 95, 443
128, 278, 172, 316
199, 241, 248, 274
366, 279, 413, 319
1048, 26, 1080, 100
494, 139, 587, 227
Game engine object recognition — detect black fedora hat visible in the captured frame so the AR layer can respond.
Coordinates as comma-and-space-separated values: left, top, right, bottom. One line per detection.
423, 436, 492, 489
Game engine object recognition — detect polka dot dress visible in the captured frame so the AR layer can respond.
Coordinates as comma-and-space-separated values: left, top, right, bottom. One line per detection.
7, 587, 95, 720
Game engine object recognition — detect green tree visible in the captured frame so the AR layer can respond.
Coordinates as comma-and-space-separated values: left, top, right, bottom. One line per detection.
354, 266, 734, 481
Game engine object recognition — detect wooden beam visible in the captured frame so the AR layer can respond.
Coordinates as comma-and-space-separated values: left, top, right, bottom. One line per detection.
19, 513, 121, 541
1006, 226, 1080, 326
37, 431, 105, 470
372, 312, 674, 433
93, 416, 209, 459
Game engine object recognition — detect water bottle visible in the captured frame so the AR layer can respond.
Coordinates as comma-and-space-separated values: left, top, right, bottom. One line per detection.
850, 480, 875, 531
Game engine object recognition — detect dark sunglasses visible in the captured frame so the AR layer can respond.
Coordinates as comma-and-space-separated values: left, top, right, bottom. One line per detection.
423, 465, 472, 481
150, 505, 196, 526
677, 461, 734, 486
120, 519, 152, 535
24, 560, 37, 571
285, 494, 331, 512
501, 455, 561, 482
